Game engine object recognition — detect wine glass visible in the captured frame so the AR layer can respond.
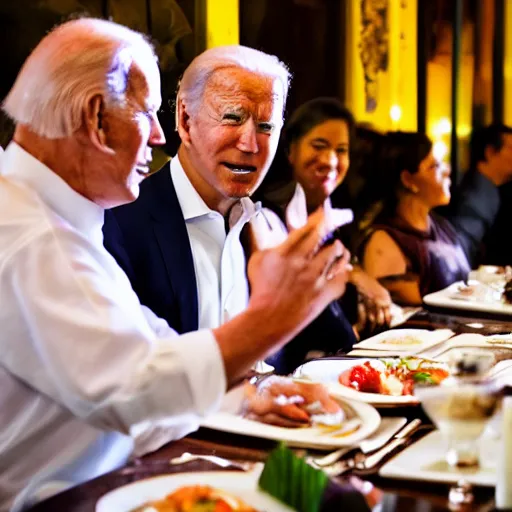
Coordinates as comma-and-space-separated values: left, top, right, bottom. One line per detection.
414, 350, 500, 509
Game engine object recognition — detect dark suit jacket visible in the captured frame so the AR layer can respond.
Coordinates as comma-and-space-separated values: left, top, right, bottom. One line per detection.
104, 162, 356, 375
447, 170, 501, 267
103, 162, 198, 335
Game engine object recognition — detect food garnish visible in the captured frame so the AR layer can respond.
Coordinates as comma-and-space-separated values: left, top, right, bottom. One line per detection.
259, 443, 327, 512
133, 485, 258, 512
338, 357, 449, 396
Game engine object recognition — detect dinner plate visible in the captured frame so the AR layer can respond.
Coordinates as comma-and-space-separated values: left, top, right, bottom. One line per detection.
424, 280, 512, 316
96, 471, 293, 511
200, 386, 380, 450
350, 328, 454, 355
379, 430, 498, 486
293, 359, 420, 406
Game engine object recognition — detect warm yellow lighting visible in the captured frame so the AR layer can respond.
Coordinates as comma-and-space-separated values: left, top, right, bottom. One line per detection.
390, 105, 402, 123
458, 124, 472, 137
433, 140, 449, 161
206, 0, 239, 48
434, 117, 452, 138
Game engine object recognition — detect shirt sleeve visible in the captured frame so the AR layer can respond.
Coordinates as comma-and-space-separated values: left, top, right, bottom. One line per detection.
2, 225, 227, 435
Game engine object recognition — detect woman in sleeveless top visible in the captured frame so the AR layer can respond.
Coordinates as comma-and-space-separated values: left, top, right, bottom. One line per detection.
361, 132, 471, 305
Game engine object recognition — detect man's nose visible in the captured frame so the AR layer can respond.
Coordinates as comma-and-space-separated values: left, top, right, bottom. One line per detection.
149, 115, 166, 146
236, 120, 259, 154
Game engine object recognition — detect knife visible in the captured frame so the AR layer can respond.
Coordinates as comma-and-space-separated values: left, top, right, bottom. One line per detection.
320, 419, 422, 477
356, 418, 422, 470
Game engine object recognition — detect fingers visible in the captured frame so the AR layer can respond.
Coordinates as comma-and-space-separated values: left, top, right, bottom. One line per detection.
281, 205, 352, 258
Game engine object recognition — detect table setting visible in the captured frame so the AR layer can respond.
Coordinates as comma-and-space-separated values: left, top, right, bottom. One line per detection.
26, 297, 512, 512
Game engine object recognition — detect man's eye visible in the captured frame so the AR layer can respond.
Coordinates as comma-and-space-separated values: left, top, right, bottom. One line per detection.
337, 147, 349, 154
258, 123, 274, 134
222, 113, 243, 123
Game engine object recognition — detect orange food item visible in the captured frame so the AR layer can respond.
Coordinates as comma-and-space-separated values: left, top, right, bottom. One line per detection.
136, 485, 258, 512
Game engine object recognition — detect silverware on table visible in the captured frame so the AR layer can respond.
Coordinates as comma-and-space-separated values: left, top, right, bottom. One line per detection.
308, 417, 407, 467
169, 452, 258, 472
311, 418, 422, 477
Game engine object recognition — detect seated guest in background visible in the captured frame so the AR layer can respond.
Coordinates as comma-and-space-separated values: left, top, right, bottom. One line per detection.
361, 131, 487, 305
257, 98, 391, 347
0, 18, 353, 511
457, 123, 512, 266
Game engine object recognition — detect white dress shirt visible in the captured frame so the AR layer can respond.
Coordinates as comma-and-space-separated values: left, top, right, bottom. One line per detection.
0, 143, 226, 512
171, 157, 255, 328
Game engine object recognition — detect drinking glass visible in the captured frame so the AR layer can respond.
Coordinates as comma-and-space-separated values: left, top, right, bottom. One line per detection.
414, 350, 500, 508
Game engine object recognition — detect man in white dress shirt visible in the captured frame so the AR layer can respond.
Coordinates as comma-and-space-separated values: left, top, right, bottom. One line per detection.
0, 18, 351, 511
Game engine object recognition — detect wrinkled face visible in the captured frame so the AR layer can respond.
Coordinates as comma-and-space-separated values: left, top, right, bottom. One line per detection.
288, 119, 350, 209
98, 59, 165, 206
407, 150, 451, 208
179, 67, 285, 206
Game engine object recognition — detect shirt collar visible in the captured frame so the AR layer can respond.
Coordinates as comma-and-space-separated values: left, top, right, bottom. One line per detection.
170, 156, 215, 221
1, 142, 104, 236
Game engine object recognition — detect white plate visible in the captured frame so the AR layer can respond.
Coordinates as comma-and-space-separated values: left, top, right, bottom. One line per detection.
96, 471, 293, 512
425, 333, 512, 360
424, 280, 512, 316
200, 386, 380, 450
379, 430, 497, 486
293, 359, 419, 406
351, 329, 454, 355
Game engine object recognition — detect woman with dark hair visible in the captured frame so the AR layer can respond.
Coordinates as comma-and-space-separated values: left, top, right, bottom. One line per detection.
257, 98, 392, 340
361, 131, 471, 305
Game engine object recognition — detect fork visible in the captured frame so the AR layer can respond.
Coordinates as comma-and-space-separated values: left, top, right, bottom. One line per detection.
310, 419, 422, 476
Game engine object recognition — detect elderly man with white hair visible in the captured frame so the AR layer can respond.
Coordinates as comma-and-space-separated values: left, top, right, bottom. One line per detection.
0, 17, 353, 512
103, 39, 357, 379
104, 44, 293, 338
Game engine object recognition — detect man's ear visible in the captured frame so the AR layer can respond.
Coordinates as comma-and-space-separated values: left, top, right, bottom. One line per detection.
84, 94, 114, 154
176, 97, 192, 147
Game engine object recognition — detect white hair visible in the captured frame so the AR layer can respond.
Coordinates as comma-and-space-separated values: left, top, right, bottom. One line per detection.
177, 45, 291, 118
2, 18, 157, 139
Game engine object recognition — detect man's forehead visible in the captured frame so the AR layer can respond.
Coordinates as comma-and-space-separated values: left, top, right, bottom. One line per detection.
204, 67, 284, 109
127, 60, 161, 110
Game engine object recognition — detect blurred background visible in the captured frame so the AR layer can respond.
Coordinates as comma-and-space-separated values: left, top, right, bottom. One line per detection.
0, 0, 511, 184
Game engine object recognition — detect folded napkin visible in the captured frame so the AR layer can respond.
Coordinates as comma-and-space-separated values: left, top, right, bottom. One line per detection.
259, 443, 370, 512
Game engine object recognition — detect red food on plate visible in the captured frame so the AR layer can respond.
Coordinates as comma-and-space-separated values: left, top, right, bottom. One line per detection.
338, 358, 449, 396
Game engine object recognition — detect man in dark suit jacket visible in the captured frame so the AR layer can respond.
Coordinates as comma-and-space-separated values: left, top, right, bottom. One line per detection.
104, 46, 357, 376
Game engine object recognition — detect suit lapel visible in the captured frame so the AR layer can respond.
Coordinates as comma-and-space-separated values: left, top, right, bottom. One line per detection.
146, 165, 199, 332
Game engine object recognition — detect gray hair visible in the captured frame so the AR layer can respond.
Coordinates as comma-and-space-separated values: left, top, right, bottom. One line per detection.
2, 18, 157, 139
177, 45, 291, 118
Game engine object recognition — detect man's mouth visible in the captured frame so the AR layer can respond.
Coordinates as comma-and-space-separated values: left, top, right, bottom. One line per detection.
135, 163, 151, 176
222, 162, 257, 175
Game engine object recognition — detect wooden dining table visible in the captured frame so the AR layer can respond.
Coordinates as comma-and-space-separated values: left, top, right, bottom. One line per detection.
28, 307, 512, 512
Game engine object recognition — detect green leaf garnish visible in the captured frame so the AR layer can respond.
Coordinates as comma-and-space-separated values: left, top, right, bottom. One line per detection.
258, 443, 328, 512
413, 372, 434, 383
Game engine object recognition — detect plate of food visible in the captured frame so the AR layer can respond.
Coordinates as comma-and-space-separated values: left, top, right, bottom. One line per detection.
96, 472, 293, 512
350, 328, 454, 355
293, 357, 450, 406
424, 279, 512, 316
200, 377, 380, 450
